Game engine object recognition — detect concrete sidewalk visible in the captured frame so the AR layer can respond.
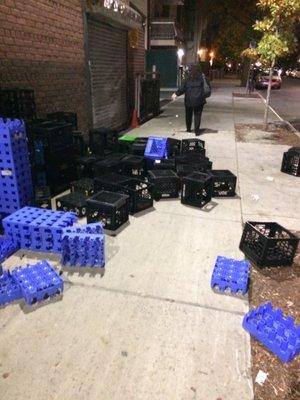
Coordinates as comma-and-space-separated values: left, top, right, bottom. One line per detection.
1, 78, 299, 400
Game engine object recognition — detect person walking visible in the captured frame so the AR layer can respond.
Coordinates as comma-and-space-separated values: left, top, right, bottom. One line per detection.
172, 64, 211, 135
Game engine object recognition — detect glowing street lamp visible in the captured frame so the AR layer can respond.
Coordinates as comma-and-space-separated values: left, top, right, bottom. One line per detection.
197, 47, 206, 62
209, 50, 215, 67
177, 48, 184, 64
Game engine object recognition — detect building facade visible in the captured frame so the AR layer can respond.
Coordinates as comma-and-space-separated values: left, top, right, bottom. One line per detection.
147, 0, 185, 89
0, 0, 148, 134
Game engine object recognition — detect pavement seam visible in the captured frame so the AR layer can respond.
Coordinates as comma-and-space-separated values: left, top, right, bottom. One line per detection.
232, 92, 254, 400
232, 95, 246, 227
150, 209, 242, 225
65, 280, 247, 317
243, 213, 300, 221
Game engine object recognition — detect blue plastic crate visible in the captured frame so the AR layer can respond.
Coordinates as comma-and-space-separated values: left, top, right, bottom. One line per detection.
243, 302, 300, 363
0, 118, 33, 214
144, 136, 168, 160
61, 224, 105, 268
62, 222, 104, 236
0, 270, 23, 306
11, 260, 64, 305
0, 236, 19, 263
211, 256, 250, 295
3, 207, 77, 253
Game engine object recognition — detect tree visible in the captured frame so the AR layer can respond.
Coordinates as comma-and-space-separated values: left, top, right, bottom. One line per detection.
201, 0, 259, 60
243, 0, 300, 130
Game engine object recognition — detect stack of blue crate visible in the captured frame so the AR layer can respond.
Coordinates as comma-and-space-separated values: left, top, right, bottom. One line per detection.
61, 223, 105, 268
243, 302, 300, 363
3, 206, 77, 253
11, 260, 64, 305
211, 256, 250, 295
0, 118, 33, 214
0, 261, 63, 306
0, 269, 23, 306
0, 235, 19, 263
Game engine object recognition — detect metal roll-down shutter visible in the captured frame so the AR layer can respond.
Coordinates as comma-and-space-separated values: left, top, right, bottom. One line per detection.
88, 17, 128, 130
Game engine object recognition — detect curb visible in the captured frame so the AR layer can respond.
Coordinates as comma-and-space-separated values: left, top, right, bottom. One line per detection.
255, 91, 300, 139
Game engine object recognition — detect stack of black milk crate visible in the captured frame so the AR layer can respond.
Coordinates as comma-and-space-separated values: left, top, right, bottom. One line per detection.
28, 112, 85, 198
56, 130, 237, 234
0, 87, 85, 200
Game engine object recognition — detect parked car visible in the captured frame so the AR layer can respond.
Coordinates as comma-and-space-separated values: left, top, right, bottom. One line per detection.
255, 70, 282, 89
291, 69, 300, 78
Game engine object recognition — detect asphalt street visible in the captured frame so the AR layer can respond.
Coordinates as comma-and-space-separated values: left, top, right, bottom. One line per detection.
259, 76, 300, 131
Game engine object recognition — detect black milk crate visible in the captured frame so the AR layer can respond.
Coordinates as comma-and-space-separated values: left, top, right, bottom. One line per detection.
70, 178, 95, 197
34, 186, 52, 209
93, 154, 125, 178
118, 137, 137, 154
87, 190, 129, 231
122, 155, 146, 177
167, 138, 182, 157
239, 221, 299, 267
56, 192, 87, 218
0, 88, 36, 120
151, 158, 176, 171
176, 164, 201, 178
33, 161, 77, 196
117, 178, 154, 215
181, 139, 205, 156
96, 175, 153, 215
132, 137, 148, 156
176, 153, 211, 167
32, 141, 75, 168
94, 173, 132, 209
176, 155, 212, 176
94, 172, 129, 191
89, 128, 119, 154
148, 170, 180, 200
281, 147, 300, 177
209, 170, 237, 197
76, 156, 100, 178
28, 121, 74, 152
72, 131, 86, 156
50, 161, 78, 193
181, 172, 213, 208
47, 112, 78, 130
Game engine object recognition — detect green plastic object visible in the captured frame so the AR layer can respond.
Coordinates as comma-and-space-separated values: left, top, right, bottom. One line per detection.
118, 134, 137, 142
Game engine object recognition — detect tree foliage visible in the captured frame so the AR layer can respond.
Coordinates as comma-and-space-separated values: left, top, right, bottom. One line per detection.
243, 0, 300, 62
242, 0, 300, 130
200, 0, 259, 60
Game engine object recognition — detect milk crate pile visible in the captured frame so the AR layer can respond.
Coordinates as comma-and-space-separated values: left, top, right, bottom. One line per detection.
0, 117, 299, 366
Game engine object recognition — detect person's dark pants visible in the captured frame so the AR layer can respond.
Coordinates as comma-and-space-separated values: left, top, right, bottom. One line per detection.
185, 105, 204, 133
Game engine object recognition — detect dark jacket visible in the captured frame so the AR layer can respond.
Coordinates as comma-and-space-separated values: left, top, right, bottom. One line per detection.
176, 75, 209, 108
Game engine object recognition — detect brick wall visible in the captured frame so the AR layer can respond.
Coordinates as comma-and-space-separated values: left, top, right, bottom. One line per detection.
127, 28, 145, 121
0, 0, 89, 133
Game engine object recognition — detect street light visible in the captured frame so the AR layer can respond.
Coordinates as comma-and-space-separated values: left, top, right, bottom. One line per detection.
177, 48, 184, 64
209, 50, 215, 67
197, 47, 206, 62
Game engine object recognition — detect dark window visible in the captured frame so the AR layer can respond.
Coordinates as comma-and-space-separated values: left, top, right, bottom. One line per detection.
162, 5, 170, 18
